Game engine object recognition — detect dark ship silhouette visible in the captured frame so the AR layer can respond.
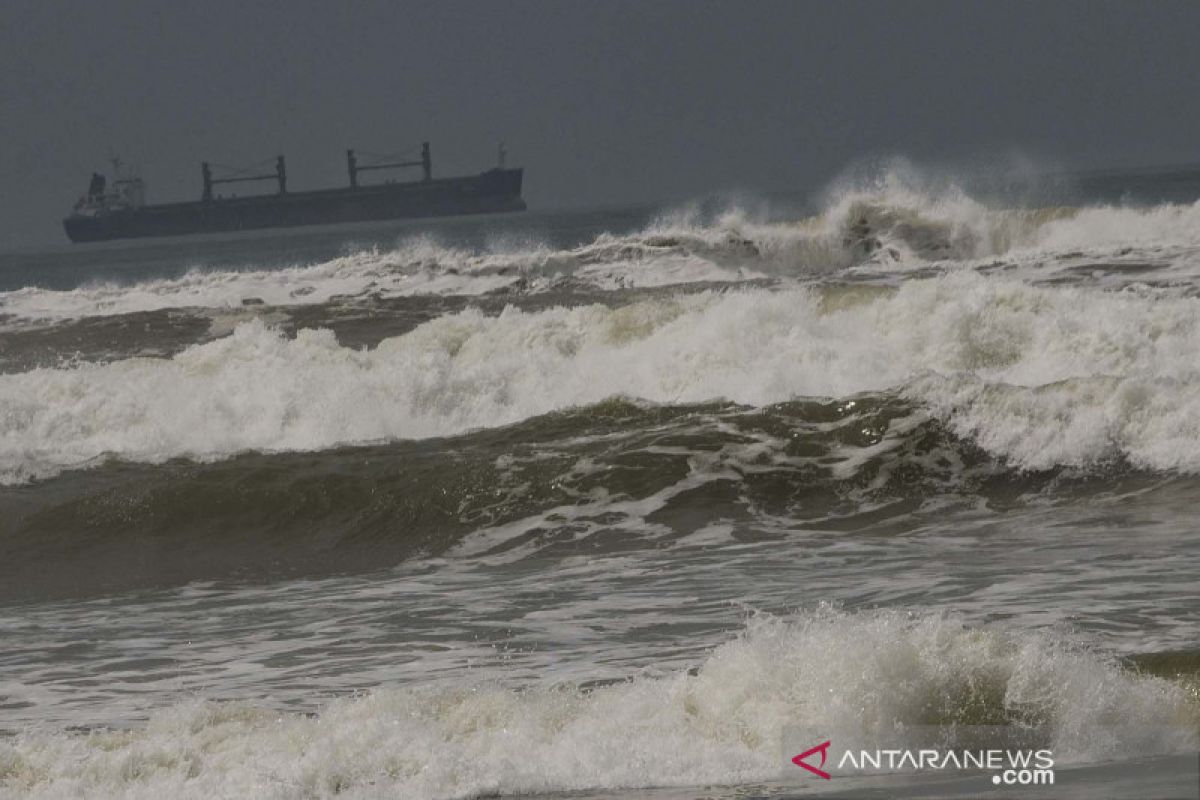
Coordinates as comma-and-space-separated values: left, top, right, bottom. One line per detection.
64, 143, 525, 243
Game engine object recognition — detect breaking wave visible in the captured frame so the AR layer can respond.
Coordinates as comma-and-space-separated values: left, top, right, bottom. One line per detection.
2, 608, 1194, 799
819, 165, 1200, 263
7, 169, 1200, 326
6, 271, 1200, 484
0, 393, 998, 600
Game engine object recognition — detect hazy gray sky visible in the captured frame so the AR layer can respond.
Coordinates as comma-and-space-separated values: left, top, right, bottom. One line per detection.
3, 0, 1200, 246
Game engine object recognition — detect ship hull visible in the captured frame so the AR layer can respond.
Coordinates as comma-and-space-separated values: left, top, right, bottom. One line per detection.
64, 168, 525, 243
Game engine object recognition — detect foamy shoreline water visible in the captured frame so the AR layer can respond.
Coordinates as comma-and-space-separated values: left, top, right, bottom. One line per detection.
3, 609, 1195, 799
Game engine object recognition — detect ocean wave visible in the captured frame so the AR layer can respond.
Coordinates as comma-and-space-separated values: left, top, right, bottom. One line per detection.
7, 169, 1200, 327
0, 238, 528, 328
0, 226, 772, 328
7, 272, 1200, 482
0, 394, 991, 599
2, 608, 1193, 799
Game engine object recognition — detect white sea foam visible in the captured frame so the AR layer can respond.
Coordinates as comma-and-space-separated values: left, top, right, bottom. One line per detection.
1, 609, 1192, 799
8, 271, 1200, 482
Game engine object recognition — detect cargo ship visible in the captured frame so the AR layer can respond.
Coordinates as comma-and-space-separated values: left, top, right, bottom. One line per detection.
63, 143, 526, 243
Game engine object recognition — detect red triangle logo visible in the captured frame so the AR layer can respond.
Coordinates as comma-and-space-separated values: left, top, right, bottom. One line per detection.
792, 740, 832, 779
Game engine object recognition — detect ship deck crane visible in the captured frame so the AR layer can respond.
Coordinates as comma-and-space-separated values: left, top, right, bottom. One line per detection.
202, 156, 287, 201
347, 142, 431, 189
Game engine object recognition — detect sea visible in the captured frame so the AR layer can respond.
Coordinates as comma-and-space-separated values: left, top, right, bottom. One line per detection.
2, 161, 1200, 799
